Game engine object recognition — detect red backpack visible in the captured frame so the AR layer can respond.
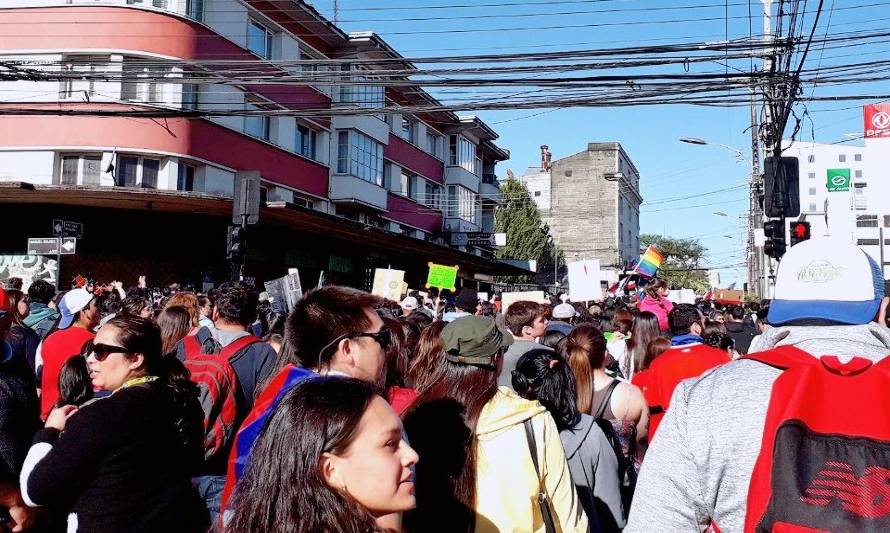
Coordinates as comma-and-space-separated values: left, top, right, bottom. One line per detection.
742, 346, 890, 532
182, 334, 259, 462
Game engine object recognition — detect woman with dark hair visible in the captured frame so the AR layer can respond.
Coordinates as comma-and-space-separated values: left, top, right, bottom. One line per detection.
380, 316, 419, 415
703, 320, 737, 358
630, 337, 672, 444
512, 349, 625, 531
158, 305, 193, 357
228, 377, 418, 533
54, 348, 93, 408
404, 321, 447, 391
404, 316, 586, 533
540, 329, 567, 352
4, 288, 40, 374
637, 279, 673, 332
20, 315, 206, 532
624, 311, 661, 381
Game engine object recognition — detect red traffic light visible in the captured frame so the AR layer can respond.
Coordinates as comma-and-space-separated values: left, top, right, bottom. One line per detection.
789, 221, 811, 246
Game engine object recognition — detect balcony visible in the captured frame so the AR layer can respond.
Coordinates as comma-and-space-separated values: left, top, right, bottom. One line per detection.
445, 165, 480, 193
329, 174, 388, 211
480, 173, 501, 203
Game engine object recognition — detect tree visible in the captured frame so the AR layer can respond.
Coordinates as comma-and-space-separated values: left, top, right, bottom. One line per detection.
639, 233, 709, 293
495, 178, 562, 284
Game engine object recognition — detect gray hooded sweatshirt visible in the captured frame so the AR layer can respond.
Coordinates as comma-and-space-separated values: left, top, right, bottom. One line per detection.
626, 323, 890, 533
560, 413, 625, 531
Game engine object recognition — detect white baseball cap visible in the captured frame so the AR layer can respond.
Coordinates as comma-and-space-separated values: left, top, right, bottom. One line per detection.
768, 237, 883, 326
400, 296, 419, 310
58, 288, 94, 329
552, 302, 578, 320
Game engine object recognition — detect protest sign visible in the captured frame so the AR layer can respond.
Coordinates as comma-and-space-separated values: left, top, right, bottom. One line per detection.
501, 291, 547, 312
567, 259, 605, 302
668, 289, 697, 304
426, 263, 458, 291
264, 268, 303, 315
372, 268, 406, 301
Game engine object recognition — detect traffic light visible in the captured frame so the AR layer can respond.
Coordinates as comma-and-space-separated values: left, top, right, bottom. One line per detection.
763, 219, 786, 259
789, 221, 811, 247
227, 225, 246, 261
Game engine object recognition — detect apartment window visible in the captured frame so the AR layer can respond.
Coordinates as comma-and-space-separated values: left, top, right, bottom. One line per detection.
839, 154, 847, 163
448, 135, 477, 175
857, 215, 879, 228
808, 155, 815, 163
181, 83, 199, 110
447, 185, 477, 222
336, 130, 384, 186
854, 153, 862, 162
299, 49, 319, 72
809, 202, 818, 212
59, 154, 102, 185
808, 187, 817, 196
808, 172, 815, 180
339, 67, 384, 109
399, 117, 418, 144
534, 191, 541, 197
426, 131, 442, 158
855, 170, 863, 178
244, 98, 273, 141
296, 124, 317, 160
248, 20, 274, 59
398, 170, 417, 198
59, 55, 107, 100
117, 155, 160, 188
186, 0, 204, 21
177, 163, 195, 191
121, 57, 167, 104
422, 181, 442, 210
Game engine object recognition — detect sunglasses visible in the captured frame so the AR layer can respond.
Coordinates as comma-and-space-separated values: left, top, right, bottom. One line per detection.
318, 328, 392, 359
87, 342, 133, 362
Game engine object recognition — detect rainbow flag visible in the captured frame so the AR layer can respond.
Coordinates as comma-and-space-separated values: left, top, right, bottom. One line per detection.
634, 245, 663, 278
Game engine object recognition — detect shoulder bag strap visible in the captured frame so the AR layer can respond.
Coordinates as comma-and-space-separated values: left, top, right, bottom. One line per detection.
523, 419, 540, 477
593, 379, 621, 419
524, 419, 557, 533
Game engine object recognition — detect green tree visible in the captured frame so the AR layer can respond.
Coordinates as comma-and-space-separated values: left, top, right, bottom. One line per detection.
495, 178, 562, 283
639, 233, 709, 293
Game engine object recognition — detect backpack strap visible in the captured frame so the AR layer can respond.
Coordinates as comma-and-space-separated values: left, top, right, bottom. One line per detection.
742, 345, 819, 370
219, 335, 261, 361
182, 335, 204, 361
593, 379, 621, 419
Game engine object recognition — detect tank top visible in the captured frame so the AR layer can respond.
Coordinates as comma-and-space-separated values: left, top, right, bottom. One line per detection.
591, 378, 638, 463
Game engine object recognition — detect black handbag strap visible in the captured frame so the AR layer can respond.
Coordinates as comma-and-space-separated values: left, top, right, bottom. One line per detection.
593, 379, 621, 419
523, 419, 541, 480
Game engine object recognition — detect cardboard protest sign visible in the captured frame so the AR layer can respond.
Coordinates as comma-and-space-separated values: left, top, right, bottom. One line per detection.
567, 259, 605, 302
501, 291, 547, 313
372, 268, 406, 301
426, 263, 458, 291
668, 289, 697, 305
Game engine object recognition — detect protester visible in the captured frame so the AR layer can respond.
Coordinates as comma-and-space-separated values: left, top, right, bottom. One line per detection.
500, 301, 550, 388
624, 311, 661, 381
0, 296, 40, 533
442, 287, 480, 322
21, 315, 206, 532
54, 354, 93, 408
380, 316, 418, 415
627, 238, 890, 531
404, 320, 447, 391
512, 349, 624, 531
36, 287, 98, 419
722, 305, 757, 355
165, 292, 202, 330
637, 279, 673, 332
540, 329, 567, 352
24, 280, 58, 341
159, 305, 194, 356
606, 318, 632, 379
5, 289, 40, 375
548, 302, 576, 336
121, 294, 153, 319
221, 286, 389, 514
228, 378, 418, 533
400, 296, 419, 317
703, 320, 737, 358
638, 304, 730, 443
630, 336, 672, 446
197, 295, 214, 329
747, 305, 771, 354
94, 290, 123, 329
404, 316, 587, 532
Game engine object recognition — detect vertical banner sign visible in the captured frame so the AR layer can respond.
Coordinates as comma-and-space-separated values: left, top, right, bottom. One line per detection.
826, 168, 851, 192
567, 259, 605, 302
426, 263, 458, 291
371, 268, 406, 301
864, 103, 890, 138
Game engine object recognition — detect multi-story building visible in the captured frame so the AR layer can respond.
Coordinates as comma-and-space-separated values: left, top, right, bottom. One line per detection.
780, 134, 890, 279
0, 1, 517, 289
517, 143, 643, 269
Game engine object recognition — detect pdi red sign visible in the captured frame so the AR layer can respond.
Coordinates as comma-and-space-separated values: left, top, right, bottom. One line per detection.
864, 103, 890, 138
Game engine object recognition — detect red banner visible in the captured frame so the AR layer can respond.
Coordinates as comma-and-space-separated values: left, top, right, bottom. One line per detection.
864, 103, 890, 138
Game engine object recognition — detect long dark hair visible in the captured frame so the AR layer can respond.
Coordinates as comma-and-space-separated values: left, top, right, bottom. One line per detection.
5, 289, 27, 326
403, 357, 500, 532
157, 305, 192, 356
511, 350, 580, 431
405, 321, 447, 392
626, 311, 661, 376
104, 315, 201, 459
381, 316, 408, 389
56, 354, 93, 407
228, 377, 390, 533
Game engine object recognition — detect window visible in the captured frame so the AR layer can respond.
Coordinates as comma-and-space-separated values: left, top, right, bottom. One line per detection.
181, 83, 199, 110
299, 49, 319, 72
808, 172, 815, 180
121, 57, 167, 104
248, 20, 274, 59
857, 239, 880, 246
399, 117, 418, 144
808, 187, 817, 196
808, 154, 815, 163
855, 153, 862, 162
59, 55, 107, 100
448, 135, 477, 175
854, 182, 867, 189
426, 131, 442, 158
339, 67, 384, 109
186, 0, 204, 21
296, 124, 317, 160
59, 154, 101, 185
177, 163, 195, 191
336, 130, 384, 186
855, 170, 863, 178
116, 155, 161, 188
421, 181, 442, 210
534, 191, 541, 197
447, 185, 477, 222
244, 98, 274, 141
839, 154, 846, 163
809, 202, 818, 212
398, 170, 416, 198
857, 215, 878, 228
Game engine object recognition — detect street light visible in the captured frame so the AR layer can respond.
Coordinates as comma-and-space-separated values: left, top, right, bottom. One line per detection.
714, 211, 728, 217
679, 137, 744, 162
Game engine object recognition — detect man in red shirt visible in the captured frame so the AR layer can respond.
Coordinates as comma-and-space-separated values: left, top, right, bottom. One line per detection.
36, 288, 99, 419
645, 303, 729, 440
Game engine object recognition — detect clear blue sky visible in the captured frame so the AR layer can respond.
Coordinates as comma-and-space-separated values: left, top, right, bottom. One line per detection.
313, 0, 890, 286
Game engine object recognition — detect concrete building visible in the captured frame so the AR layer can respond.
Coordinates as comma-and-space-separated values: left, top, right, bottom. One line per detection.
517, 143, 643, 269
780, 134, 890, 279
0, 1, 518, 289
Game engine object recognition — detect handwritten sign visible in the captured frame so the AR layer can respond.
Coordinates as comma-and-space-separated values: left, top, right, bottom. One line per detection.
372, 268, 406, 301
426, 263, 458, 291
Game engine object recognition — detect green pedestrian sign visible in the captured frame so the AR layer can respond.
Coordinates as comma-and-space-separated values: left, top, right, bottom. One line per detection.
826, 168, 851, 192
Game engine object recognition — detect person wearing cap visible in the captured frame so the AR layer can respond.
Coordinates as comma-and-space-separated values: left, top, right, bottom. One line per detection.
35, 287, 99, 420
548, 302, 577, 336
627, 237, 890, 532
399, 296, 419, 317
442, 287, 481, 322
404, 315, 587, 533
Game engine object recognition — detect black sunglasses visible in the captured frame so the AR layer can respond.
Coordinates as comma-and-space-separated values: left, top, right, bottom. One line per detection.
88, 342, 133, 362
318, 328, 392, 359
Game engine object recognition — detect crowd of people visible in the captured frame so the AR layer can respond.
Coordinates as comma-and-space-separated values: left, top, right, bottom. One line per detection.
0, 236, 886, 532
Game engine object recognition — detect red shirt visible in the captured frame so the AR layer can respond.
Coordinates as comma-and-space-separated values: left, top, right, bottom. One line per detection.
631, 369, 663, 439
644, 343, 729, 441
387, 386, 419, 416
40, 327, 95, 419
